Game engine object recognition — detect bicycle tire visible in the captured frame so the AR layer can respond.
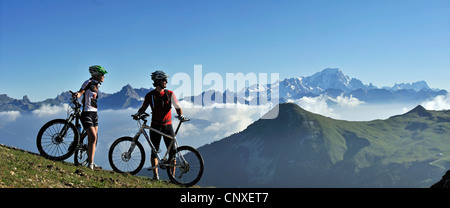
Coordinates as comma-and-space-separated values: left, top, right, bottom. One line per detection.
108, 137, 145, 175
74, 135, 88, 166
36, 119, 79, 161
167, 146, 204, 187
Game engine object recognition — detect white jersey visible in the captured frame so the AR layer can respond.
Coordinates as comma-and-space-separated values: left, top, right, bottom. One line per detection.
80, 79, 100, 112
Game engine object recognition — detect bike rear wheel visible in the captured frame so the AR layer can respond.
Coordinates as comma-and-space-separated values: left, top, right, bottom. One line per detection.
108, 137, 145, 175
36, 119, 79, 161
167, 146, 204, 187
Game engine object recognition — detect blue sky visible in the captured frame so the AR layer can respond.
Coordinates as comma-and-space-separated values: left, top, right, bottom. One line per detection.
1, 0, 449, 101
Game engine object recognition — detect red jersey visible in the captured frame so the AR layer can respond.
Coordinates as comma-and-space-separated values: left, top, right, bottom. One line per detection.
137, 89, 179, 125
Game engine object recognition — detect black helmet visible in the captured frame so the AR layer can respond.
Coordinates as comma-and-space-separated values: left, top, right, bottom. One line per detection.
151, 70, 169, 80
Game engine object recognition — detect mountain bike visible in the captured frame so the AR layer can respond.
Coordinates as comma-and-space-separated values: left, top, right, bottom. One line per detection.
36, 91, 90, 166
108, 113, 204, 187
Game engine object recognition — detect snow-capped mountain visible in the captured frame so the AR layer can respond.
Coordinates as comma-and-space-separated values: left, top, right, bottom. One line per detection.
242, 68, 441, 103
277, 68, 377, 99
382, 81, 431, 92
303, 68, 362, 92
236, 68, 369, 102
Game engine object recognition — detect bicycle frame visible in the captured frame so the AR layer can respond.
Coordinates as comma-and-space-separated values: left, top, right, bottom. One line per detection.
58, 95, 88, 156
129, 118, 183, 169
64, 101, 86, 143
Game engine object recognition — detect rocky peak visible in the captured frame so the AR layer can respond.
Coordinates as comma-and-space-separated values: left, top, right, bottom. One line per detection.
119, 84, 140, 99
406, 105, 432, 117
22, 95, 31, 103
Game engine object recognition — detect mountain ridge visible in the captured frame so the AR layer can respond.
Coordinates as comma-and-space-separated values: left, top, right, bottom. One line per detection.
196, 102, 450, 187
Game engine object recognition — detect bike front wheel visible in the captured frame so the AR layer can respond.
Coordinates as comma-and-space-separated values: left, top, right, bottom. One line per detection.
36, 119, 79, 161
108, 137, 145, 175
74, 134, 88, 166
167, 146, 204, 187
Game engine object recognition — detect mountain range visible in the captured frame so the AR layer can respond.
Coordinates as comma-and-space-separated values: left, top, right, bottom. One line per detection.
0, 68, 447, 112
252, 68, 446, 104
195, 103, 450, 187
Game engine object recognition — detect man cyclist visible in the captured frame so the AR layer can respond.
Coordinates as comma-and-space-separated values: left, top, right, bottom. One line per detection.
72, 65, 107, 170
135, 70, 185, 180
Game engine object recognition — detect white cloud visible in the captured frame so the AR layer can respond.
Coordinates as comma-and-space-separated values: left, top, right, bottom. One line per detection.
178, 100, 273, 140
288, 95, 338, 118
32, 104, 69, 118
287, 94, 365, 119
402, 107, 410, 114
421, 93, 450, 110
178, 122, 201, 137
179, 100, 271, 139
0, 111, 21, 128
331, 94, 365, 107
0, 111, 21, 122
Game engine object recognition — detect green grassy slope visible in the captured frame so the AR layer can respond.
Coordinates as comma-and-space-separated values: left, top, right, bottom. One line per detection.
0, 144, 181, 188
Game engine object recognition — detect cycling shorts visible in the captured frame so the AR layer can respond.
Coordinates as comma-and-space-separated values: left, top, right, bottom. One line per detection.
150, 123, 175, 158
80, 111, 98, 129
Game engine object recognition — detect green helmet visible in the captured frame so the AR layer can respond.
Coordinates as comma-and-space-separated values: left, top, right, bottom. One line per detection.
89, 65, 108, 77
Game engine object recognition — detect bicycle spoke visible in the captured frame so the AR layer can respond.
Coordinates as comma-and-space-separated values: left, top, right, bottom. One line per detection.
109, 138, 144, 174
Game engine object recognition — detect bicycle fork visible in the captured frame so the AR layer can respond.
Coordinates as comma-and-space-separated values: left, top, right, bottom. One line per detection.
125, 130, 144, 160
128, 127, 161, 164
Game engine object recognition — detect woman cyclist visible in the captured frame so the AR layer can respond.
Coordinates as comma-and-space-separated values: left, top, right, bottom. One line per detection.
72, 65, 108, 170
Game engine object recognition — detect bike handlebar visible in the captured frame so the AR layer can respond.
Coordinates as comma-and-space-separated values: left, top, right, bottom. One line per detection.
132, 112, 150, 121
69, 90, 82, 109
131, 113, 190, 122
175, 115, 190, 122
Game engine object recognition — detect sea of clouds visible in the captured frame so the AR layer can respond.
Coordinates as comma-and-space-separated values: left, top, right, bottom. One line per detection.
1, 93, 449, 170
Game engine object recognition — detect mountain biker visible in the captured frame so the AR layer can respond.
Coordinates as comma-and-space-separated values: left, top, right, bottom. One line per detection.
72, 65, 108, 170
135, 70, 185, 180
